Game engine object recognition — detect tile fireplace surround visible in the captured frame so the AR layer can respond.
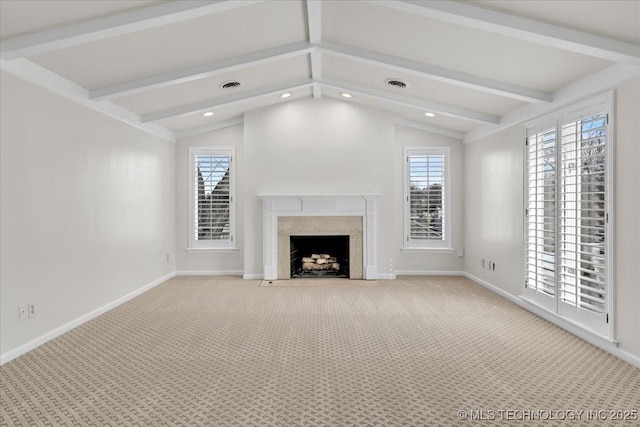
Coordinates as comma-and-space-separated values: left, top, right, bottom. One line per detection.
259, 195, 379, 280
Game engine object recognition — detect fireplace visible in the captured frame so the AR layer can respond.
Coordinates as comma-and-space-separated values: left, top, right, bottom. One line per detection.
290, 235, 350, 278
277, 216, 362, 279
258, 195, 379, 280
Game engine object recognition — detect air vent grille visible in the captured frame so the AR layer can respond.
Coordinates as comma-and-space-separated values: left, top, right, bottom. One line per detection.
221, 81, 241, 89
386, 79, 407, 88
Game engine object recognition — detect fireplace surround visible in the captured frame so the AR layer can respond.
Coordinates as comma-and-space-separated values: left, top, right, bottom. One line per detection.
259, 195, 379, 280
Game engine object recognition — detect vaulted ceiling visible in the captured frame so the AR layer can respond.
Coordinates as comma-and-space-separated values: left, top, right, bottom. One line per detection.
1, 0, 639, 143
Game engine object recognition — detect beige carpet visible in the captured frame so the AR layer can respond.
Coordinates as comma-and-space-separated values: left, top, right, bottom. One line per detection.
1, 275, 639, 426
259, 278, 380, 287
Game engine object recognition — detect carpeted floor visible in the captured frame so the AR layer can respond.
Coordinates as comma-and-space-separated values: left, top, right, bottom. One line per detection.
1, 276, 639, 426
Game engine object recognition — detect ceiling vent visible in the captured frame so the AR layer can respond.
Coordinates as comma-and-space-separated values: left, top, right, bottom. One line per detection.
221, 81, 241, 89
385, 79, 407, 88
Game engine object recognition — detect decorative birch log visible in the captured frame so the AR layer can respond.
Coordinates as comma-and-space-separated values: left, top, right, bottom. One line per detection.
302, 254, 340, 272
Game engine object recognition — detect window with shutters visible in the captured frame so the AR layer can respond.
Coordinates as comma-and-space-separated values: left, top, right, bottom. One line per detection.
403, 147, 451, 250
524, 94, 613, 338
188, 147, 236, 249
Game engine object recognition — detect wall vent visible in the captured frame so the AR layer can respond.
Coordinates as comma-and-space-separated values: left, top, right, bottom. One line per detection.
221, 81, 241, 89
386, 79, 407, 88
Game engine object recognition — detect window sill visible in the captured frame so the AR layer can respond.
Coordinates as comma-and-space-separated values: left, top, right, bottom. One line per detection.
186, 247, 239, 253
401, 247, 455, 254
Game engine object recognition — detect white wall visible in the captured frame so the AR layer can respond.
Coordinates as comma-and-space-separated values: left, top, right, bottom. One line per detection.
463, 79, 640, 361
175, 98, 464, 278
613, 77, 640, 359
243, 98, 396, 278
0, 72, 176, 359
175, 125, 244, 274
463, 125, 523, 295
393, 125, 464, 274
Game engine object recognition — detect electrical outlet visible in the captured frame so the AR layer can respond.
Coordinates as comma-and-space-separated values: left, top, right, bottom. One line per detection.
28, 303, 36, 318
18, 304, 28, 321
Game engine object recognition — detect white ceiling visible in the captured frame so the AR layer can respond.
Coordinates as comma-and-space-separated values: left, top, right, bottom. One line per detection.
1, 0, 639, 142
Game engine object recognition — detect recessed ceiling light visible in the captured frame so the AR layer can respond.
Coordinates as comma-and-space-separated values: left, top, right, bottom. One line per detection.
424, 112, 435, 117
341, 92, 352, 98
280, 92, 292, 98
203, 112, 214, 117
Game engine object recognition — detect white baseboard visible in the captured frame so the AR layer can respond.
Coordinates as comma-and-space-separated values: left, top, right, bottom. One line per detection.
0, 271, 175, 366
176, 270, 244, 276
243, 273, 264, 280
376, 273, 397, 280
395, 270, 465, 276
463, 272, 640, 369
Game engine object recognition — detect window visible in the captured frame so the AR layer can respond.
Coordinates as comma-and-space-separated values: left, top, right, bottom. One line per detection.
188, 147, 236, 249
404, 147, 451, 250
524, 95, 612, 338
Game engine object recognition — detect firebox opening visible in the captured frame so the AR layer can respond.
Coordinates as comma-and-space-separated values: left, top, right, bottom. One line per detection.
290, 235, 349, 278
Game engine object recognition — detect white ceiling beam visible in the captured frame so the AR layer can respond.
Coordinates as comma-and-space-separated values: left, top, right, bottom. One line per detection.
142, 79, 314, 123
306, 0, 322, 44
0, 0, 265, 60
464, 63, 640, 143
306, 0, 323, 98
0, 58, 175, 142
369, 0, 640, 65
91, 41, 313, 100
394, 118, 464, 140
311, 51, 322, 98
320, 41, 551, 104
321, 78, 500, 125
175, 117, 244, 139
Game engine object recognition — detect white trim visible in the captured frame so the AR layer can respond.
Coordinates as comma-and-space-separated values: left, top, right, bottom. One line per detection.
403, 146, 452, 250
143, 79, 314, 123
376, 273, 397, 280
322, 77, 499, 125
176, 270, 244, 276
258, 195, 381, 280
400, 248, 455, 254
370, 0, 640, 65
0, 58, 175, 142
465, 64, 639, 143
306, 0, 322, 44
0, 1, 265, 60
396, 270, 464, 276
463, 272, 640, 369
0, 272, 175, 366
242, 273, 264, 280
320, 41, 551, 104
176, 117, 244, 140
185, 248, 239, 253
394, 118, 464, 141
523, 92, 613, 338
310, 51, 322, 99
91, 42, 313, 100
188, 147, 236, 250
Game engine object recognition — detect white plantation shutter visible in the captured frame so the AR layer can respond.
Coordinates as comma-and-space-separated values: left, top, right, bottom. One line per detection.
524, 96, 611, 337
404, 147, 451, 249
189, 148, 235, 249
557, 112, 608, 332
524, 123, 557, 312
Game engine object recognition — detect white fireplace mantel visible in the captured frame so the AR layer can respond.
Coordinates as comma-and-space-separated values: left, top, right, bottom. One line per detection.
258, 195, 380, 280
